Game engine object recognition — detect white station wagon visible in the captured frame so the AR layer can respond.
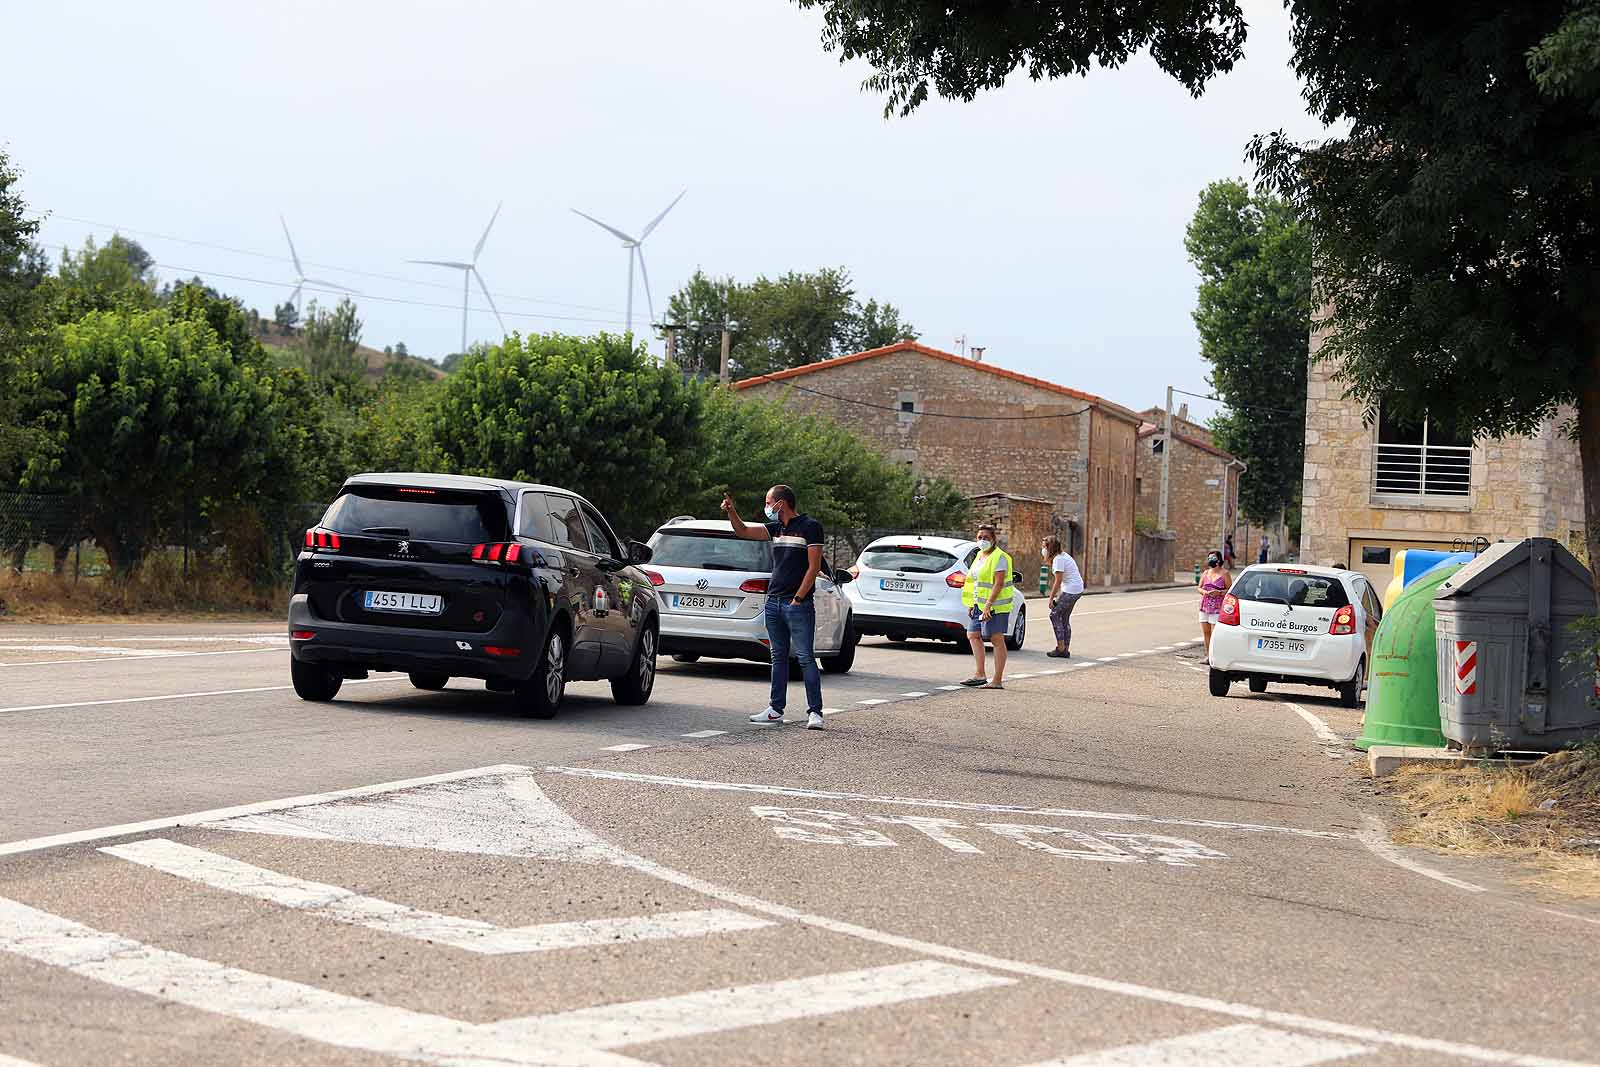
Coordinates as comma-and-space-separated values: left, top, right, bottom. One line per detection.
1206, 563, 1382, 707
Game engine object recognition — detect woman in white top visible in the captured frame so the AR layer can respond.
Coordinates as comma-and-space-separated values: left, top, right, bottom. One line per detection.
1043, 536, 1084, 659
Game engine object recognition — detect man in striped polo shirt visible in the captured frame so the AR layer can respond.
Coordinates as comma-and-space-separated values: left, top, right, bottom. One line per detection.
723, 484, 827, 730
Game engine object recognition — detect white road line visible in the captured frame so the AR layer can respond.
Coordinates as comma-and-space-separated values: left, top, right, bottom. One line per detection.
500, 960, 1012, 1049
0, 897, 642, 1067
0, 676, 403, 715
600, 744, 651, 753
936, 684, 965, 691
1281, 701, 1345, 746
1, 647, 282, 668
1075, 597, 1197, 616
546, 768, 1349, 841
0, 643, 179, 657
1030, 1023, 1371, 1066
0, 633, 284, 644
1356, 815, 1486, 894
0, 1054, 43, 1067
901, 691, 931, 697
681, 730, 726, 738
101, 839, 772, 954
820, 708, 843, 716
0, 763, 531, 859
1008, 674, 1034, 680
1096, 657, 1120, 663
857, 698, 890, 706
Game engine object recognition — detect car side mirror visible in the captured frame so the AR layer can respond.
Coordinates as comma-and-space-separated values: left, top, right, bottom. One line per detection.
835, 569, 853, 584
628, 540, 653, 565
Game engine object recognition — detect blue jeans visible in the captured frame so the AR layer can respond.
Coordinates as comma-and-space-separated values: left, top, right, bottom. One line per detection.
765, 596, 822, 715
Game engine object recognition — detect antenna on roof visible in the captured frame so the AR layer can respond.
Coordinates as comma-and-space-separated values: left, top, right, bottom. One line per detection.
955, 333, 967, 358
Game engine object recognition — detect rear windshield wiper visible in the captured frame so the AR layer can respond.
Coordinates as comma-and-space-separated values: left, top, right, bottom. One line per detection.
697, 563, 744, 571
1252, 596, 1289, 605
361, 526, 411, 536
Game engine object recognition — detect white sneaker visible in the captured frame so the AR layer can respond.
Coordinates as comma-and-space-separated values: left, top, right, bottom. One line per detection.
749, 707, 785, 724
806, 712, 824, 730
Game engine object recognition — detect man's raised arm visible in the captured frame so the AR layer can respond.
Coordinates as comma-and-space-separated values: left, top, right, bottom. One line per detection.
721, 493, 770, 541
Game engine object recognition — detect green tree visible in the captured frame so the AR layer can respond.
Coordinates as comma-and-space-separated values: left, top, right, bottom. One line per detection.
44, 234, 158, 320
18, 306, 280, 575
0, 148, 48, 474
665, 267, 917, 379
795, 0, 1600, 587
430, 332, 701, 538
273, 300, 299, 330
1183, 179, 1310, 531
296, 297, 365, 386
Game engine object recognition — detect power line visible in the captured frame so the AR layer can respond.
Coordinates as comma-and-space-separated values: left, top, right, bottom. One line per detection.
153, 262, 631, 328
43, 213, 626, 315
1171, 387, 1304, 419
737, 372, 1094, 421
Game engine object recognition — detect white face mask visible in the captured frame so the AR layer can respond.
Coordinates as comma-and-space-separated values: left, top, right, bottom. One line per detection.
977, 538, 994, 552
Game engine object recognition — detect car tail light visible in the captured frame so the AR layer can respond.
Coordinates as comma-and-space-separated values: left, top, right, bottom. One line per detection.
290, 630, 316, 640
1219, 594, 1240, 626
740, 578, 769, 593
945, 571, 966, 589
484, 646, 520, 658
643, 569, 664, 587
470, 542, 527, 566
306, 529, 340, 551
1277, 567, 1307, 575
1330, 604, 1356, 635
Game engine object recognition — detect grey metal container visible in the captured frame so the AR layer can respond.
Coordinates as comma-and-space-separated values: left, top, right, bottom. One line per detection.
1433, 538, 1600, 751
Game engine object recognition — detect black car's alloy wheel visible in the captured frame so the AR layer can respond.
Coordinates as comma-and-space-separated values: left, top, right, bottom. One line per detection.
518, 628, 566, 719
612, 627, 658, 705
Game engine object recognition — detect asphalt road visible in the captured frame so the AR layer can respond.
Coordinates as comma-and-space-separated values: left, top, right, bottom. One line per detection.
2, 588, 1596, 1066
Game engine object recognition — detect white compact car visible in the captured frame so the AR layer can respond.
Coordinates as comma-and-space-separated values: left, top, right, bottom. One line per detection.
841, 535, 1026, 651
646, 519, 857, 672
1207, 563, 1382, 707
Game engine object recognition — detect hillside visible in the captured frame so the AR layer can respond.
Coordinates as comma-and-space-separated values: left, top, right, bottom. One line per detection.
254, 323, 446, 382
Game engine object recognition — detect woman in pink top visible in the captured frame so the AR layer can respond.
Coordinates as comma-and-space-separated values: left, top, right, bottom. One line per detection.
1197, 550, 1232, 663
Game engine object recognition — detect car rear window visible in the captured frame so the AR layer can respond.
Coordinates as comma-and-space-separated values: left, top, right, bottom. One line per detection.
322, 488, 509, 545
860, 546, 958, 574
1232, 570, 1350, 609
648, 531, 772, 571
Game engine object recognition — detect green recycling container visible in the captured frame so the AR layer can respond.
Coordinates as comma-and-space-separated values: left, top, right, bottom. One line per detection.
1354, 561, 1463, 751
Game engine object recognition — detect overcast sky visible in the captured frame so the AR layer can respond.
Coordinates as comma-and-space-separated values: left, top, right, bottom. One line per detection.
4, 0, 1325, 421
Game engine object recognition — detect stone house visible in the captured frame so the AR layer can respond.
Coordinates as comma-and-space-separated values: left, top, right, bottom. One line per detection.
1299, 329, 1585, 587
733, 341, 1143, 587
1133, 405, 1245, 574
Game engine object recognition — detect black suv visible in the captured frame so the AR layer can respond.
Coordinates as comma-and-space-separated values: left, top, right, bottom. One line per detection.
288, 473, 660, 718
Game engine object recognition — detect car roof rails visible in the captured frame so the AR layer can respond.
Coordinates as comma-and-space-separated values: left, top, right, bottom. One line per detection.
663, 515, 696, 526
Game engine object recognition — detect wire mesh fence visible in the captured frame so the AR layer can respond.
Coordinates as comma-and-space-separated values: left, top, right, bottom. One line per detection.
0, 491, 89, 577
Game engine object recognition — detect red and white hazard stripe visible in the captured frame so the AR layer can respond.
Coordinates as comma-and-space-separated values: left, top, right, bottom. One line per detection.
1454, 640, 1478, 695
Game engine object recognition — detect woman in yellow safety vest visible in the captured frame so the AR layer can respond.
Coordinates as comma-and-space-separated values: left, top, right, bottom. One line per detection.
959, 522, 1014, 689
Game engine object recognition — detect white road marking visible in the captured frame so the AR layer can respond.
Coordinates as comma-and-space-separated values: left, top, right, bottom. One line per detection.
0, 1054, 43, 1067
1031, 1023, 1371, 1066
1356, 815, 1486, 894
1008, 674, 1034, 680
0, 676, 403, 715
0, 643, 179, 657
1035, 669, 1064, 675
0, 897, 642, 1067
0, 647, 282, 668
600, 743, 651, 752
936, 684, 965, 691
0, 764, 534, 859
681, 730, 726, 738
1096, 657, 1120, 663
866, 813, 985, 853
1281, 701, 1345, 746
901, 690, 931, 697
857, 698, 890, 705
821, 708, 843, 716
980, 823, 1139, 863
499, 960, 1013, 1049
0, 633, 284, 644
1075, 597, 1197, 616
548, 768, 1349, 841
101, 838, 771, 954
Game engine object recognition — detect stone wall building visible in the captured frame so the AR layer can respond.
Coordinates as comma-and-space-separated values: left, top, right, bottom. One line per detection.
1300, 327, 1585, 586
1133, 407, 1244, 574
733, 341, 1143, 587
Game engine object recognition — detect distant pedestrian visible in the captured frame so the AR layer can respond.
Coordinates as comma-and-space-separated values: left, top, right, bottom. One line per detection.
959, 523, 1013, 689
1258, 533, 1270, 564
1043, 535, 1083, 659
723, 485, 827, 730
1223, 533, 1236, 568
1198, 550, 1232, 663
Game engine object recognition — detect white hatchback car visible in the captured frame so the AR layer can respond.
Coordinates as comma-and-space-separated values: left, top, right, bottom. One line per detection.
646, 519, 857, 672
841, 535, 1026, 650
1207, 563, 1382, 707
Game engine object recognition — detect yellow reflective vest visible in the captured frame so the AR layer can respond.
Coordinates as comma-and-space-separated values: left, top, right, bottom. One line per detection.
961, 547, 1015, 612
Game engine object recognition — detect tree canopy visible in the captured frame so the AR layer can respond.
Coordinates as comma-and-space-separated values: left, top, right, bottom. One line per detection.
1184, 179, 1310, 529
665, 267, 915, 379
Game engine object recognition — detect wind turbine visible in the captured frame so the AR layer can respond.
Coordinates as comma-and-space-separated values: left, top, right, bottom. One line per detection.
571, 190, 686, 335
408, 202, 507, 353
280, 215, 357, 313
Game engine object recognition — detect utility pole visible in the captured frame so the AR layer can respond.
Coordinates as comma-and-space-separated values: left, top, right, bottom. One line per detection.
718, 326, 733, 385
661, 325, 680, 368
1158, 385, 1173, 531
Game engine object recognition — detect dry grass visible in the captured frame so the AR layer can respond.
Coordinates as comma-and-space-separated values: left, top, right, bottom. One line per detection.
0, 559, 286, 623
1392, 748, 1600, 898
